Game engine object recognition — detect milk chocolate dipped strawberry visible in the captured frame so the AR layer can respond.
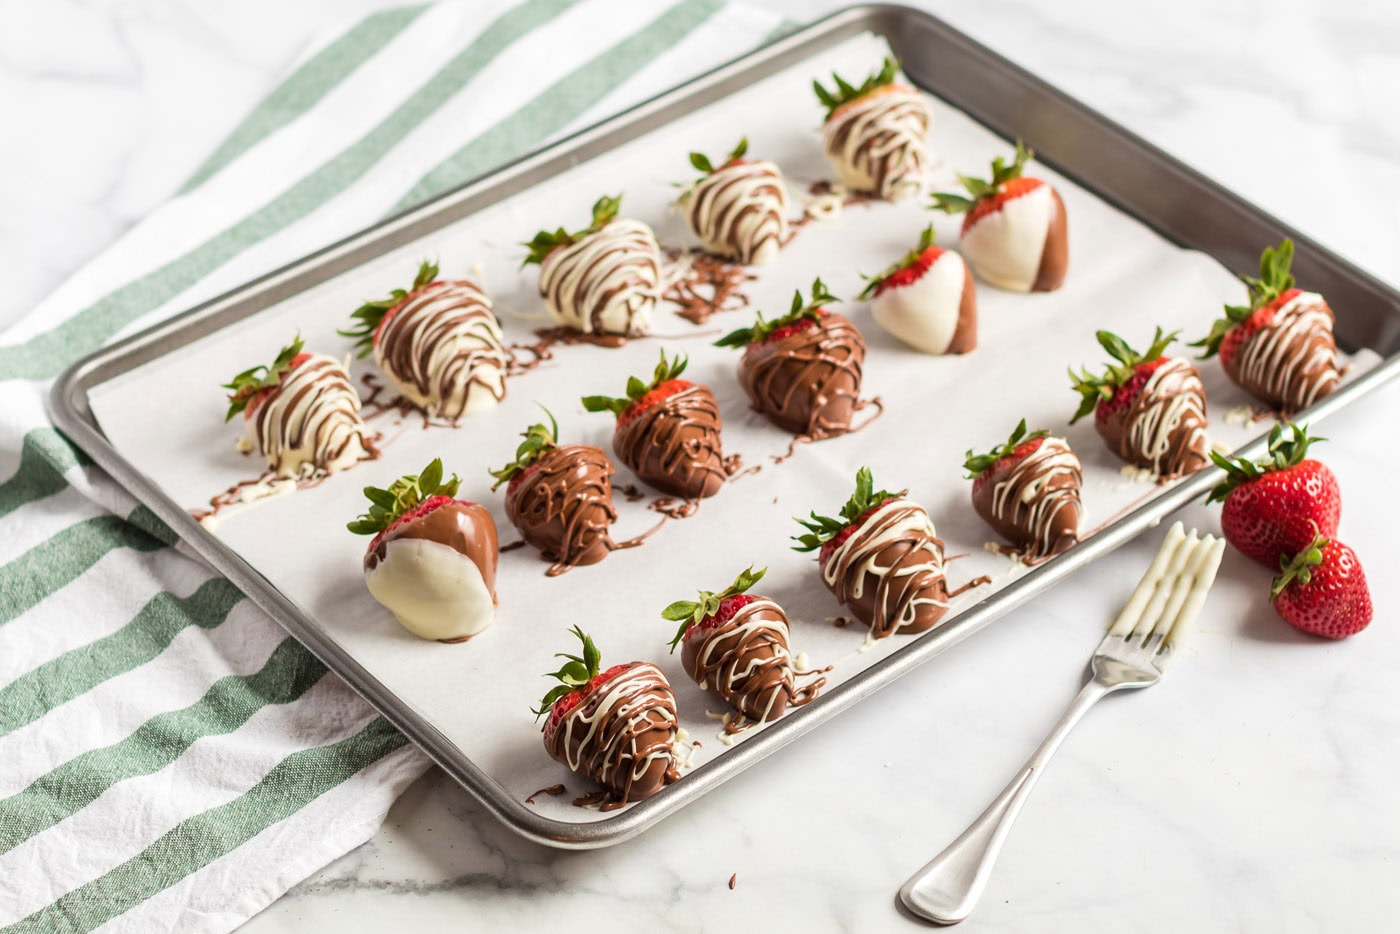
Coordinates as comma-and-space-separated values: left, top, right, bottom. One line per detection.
1070, 328, 1210, 479
965, 419, 1082, 560
222, 335, 372, 478
535, 626, 680, 809
663, 566, 823, 724
931, 142, 1068, 293
794, 468, 968, 638
581, 350, 725, 500
860, 225, 976, 355
814, 57, 930, 202
679, 137, 789, 266
489, 410, 620, 576
1192, 239, 1340, 415
340, 260, 508, 419
715, 279, 865, 439
522, 194, 661, 337
348, 458, 497, 643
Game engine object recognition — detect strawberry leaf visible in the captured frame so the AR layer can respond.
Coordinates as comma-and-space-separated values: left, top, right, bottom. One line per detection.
963, 418, 1050, 478
928, 142, 1031, 216
664, 566, 766, 650
1067, 327, 1178, 424
813, 56, 900, 120
489, 406, 561, 489
792, 467, 898, 552
858, 225, 938, 300
581, 350, 689, 420
532, 625, 604, 718
520, 194, 624, 267
715, 278, 838, 348
338, 260, 438, 357
222, 335, 305, 421
346, 457, 461, 535
1205, 421, 1324, 503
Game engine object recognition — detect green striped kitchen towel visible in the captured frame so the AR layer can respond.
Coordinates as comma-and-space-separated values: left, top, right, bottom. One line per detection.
0, 2, 785, 930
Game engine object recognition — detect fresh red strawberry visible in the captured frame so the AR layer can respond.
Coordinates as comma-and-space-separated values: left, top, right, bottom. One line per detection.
930, 143, 1041, 234
965, 419, 1051, 496
715, 278, 838, 349
1206, 422, 1341, 567
489, 411, 561, 493
1069, 327, 1178, 426
534, 626, 631, 737
664, 566, 766, 649
339, 261, 440, 357
1271, 535, 1372, 639
793, 467, 898, 563
859, 225, 947, 299
222, 336, 312, 421
1194, 240, 1300, 369
813, 57, 904, 123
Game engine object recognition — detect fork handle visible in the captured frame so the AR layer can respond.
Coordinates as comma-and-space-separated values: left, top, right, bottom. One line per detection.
899, 679, 1113, 925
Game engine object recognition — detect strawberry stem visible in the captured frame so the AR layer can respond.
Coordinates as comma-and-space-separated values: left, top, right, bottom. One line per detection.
792, 467, 898, 552
520, 194, 623, 267
963, 418, 1049, 478
581, 350, 689, 418
715, 278, 838, 349
1270, 530, 1328, 601
488, 406, 560, 490
222, 334, 305, 421
347, 458, 460, 535
338, 260, 438, 357
533, 625, 603, 718
1067, 326, 1178, 423
1191, 239, 1296, 358
858, 225, 938, 300
930, 142, 1031, 215
662, 566, 766, 650
812, 56, 900, 120
1205, 421, 1324, 504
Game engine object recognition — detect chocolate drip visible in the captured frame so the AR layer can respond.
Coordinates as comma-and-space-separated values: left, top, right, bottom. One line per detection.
822, 85, 930, 201
538, 219, 660, 336
662, 252, 755, 326
543, 662, 680, 809
683, 161, 788, 265
613, 384, 726, 500
506, 444, 619, 576
524, 783, 566, 805
1225, 292, 1340, 414
1097, 358, 1209, 479
821, 499, 952, 638
681, 597, 823, 723
374, 279, 508, 419
972, 437, 1082, 560
739, 312, 865, 437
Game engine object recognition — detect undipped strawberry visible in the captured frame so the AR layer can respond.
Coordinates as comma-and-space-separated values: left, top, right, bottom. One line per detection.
1271, 535, 1371, 640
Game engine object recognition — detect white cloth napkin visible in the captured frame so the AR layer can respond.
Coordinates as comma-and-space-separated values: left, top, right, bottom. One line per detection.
0, 1, 783, 930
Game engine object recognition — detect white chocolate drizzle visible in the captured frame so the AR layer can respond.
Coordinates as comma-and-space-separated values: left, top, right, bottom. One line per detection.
682, 161, 789, 265
822, 85, 930, 201
538, 219, 661, 335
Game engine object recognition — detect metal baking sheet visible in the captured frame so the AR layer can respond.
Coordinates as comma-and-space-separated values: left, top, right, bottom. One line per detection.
50, 5, 1400, 849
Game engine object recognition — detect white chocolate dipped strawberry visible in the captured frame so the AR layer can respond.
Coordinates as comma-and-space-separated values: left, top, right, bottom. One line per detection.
860, 225, 976, 355
814, 57, 931, 202
222, 335, 373, 479
349, 459, 498, 643
522, 194, 661, 337
679, 137, 789, 266
931, 143, 1068, 293
340, 260, 507, 420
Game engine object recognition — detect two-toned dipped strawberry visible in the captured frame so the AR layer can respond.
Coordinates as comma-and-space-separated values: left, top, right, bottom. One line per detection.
348, 459, 498, 643
679, 137, 789, 266
1193, 239, 1340, 414
1206, 421, 1340, 568
663, 566, 824, 726
814, 56, 931, 202
222, 335, 373, 478
930, 142, 1068, 293
535, 627, 680, 809
581, 350, 725, 500
522, 194, 661, 337
339, 260, 508, 419
1271, 534, 1371, 640
489, 411, 620, 576
861, 225, 976, 355
965, 419, 1082, 561
1070, 327, 1209, 480
715, 279, 865, 439
795, 468, 981, 639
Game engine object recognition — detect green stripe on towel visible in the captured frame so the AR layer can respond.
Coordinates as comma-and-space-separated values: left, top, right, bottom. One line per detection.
0, 578, 244, 736
0, 429, 90, 521
0, 638, 326, 854
7, 718, 409, 934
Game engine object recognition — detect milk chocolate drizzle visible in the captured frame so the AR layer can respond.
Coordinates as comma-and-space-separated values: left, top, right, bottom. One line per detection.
252, 354, 373, 478
682, 160, 789, 265
539, 219, 661, 336
821, 85, 930, 201
1225, 291, 1339, 414
739, 311, 866, 438
614, 383, 726, 500
542, 661, 680, 810
974, 436, 1083, 561
681, 597, 824, 725
662, 252, 756, 326
1097, 358, 1209, 480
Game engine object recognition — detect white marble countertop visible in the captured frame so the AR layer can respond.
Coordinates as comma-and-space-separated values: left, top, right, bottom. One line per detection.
8, 1, 1399, 930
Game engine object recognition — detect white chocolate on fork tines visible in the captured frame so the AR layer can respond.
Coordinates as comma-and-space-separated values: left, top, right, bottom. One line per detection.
1108, 521, 1225, 646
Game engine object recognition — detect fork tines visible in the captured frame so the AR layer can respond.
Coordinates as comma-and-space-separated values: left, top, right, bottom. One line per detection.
1108, 521, 1226, 649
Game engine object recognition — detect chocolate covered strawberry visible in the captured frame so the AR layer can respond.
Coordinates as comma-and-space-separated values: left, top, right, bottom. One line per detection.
815, 56, 931, 201
222, 335, 372, 478
715, 279, 865, 439
1206, 421, 1340, 567
535, 626, 680, 808
794, 467, 974, 639
339, 260, 508, 419
348, 458, 498, 643
489, 410, 620, 576
930, 142, 1068, 293
965, 419, 1082, 560
521, 193, 661, 336
680, 137, 789, 266
581, 350, 725, 500
1070, 327, 1209, 479
1271, 534, 1371, 640
861, 224, 976, 355
663, 566, 823, 725
1192, 239, 1340, 414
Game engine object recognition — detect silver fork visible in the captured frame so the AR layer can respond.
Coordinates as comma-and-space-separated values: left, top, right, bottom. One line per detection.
899, 521, 1225, 925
